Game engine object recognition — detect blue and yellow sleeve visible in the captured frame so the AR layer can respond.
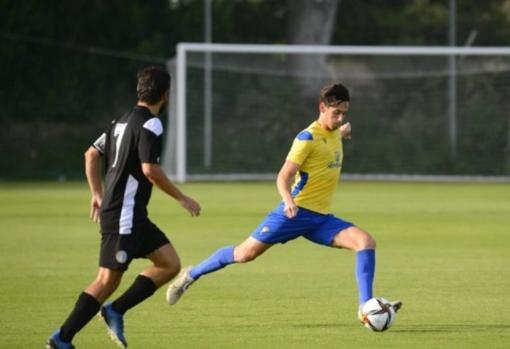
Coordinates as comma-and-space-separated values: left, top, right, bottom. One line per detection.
286, 130, 314, 166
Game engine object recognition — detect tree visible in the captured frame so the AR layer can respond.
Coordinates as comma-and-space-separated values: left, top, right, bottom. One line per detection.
285, 0, 341, 97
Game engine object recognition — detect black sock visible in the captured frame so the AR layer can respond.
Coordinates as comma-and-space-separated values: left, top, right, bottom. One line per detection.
60, 292, 101, 342
112, 275, 157, 315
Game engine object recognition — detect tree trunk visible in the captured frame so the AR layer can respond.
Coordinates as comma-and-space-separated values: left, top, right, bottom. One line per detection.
285, 0, 340, 97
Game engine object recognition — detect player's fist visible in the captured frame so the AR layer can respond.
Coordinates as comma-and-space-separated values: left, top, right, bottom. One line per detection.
283, 200, 299, 219
340, 122, 352, 140
90, 194, 102, 223
179, 195, 201, 217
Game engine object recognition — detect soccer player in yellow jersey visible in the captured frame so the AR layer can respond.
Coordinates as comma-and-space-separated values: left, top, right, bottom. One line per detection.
167, 83, 401, 321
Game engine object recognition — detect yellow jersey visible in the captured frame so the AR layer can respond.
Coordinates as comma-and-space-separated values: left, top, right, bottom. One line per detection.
286, 121, 343, 214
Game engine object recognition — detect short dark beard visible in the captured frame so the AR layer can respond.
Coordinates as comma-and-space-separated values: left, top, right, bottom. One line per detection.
156, 101, 167, 116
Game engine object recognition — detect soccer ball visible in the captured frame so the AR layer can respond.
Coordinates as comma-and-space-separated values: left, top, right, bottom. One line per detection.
359, 297, 396, 332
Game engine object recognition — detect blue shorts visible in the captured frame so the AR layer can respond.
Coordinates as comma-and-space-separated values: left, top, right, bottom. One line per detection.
251, 204, 354, 246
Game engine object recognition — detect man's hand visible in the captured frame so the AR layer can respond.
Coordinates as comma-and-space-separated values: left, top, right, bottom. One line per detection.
85, 146, 103, 224
340, 122, 352, 140
90, 194, 102, 223
142, 163, 202, 217
283, 199, 299, 219
277, 160, 300, 219
179, 195, 201, 217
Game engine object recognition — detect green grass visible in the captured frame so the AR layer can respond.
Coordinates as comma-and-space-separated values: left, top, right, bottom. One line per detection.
0, 181, 509, 348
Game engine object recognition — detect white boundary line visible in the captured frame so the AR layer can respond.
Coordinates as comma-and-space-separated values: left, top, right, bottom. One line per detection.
174, 173, 510, 183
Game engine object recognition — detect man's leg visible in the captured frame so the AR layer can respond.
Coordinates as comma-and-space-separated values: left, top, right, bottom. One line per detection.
110, 243, 180, 313
331, 226, 376, 304
166, 237, 271, 305
55, 268, 123, 344
331, 226, 402, 319
101, 243, 180, 348
192, 237, 271, 279
329, 225, 404, 324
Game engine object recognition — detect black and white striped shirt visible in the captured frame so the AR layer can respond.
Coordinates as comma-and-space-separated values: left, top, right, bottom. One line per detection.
92, 106, 163, 235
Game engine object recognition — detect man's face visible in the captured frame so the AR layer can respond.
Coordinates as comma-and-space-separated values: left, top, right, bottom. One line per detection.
158, 90, 170, 115
319, 101, 350, 131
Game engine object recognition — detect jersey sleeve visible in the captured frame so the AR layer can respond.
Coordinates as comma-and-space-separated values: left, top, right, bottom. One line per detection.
286, 130, 314, 166
92, 133, 106, 155
138, 117, 163, 164
92, 120, 117, 155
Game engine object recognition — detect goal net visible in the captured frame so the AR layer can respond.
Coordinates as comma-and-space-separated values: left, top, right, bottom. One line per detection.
164, 44, 510, 182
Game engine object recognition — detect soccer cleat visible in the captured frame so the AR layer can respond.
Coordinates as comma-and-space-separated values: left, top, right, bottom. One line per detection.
389, 300, 403, 313
99, 303, 128, 348
357, 304, 365, 324
166, 266, 194, 305
46, 330, 75, 349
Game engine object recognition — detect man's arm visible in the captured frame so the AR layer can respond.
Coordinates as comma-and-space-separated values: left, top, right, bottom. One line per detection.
276, 160, 300, 219
142, 163, 201, 217
84, 146, 103, 223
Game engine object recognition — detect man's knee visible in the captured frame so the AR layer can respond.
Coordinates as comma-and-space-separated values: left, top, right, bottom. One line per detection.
360, 233, 376, 250
148, 244, 181, 280
350, 229, 376, 251
334, 227, 376, 251
234, 248, 258, 263
155, 258, 181, 282
165, 262, 181, 279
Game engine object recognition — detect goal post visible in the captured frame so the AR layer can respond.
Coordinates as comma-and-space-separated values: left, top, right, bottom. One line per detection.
165, 43, 510, 182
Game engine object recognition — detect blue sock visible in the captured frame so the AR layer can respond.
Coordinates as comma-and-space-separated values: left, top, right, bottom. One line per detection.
356, 249, 375, 304
190, 246, 235, 280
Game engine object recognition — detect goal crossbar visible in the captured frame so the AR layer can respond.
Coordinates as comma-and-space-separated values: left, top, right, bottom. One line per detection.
177, 43, 510, 56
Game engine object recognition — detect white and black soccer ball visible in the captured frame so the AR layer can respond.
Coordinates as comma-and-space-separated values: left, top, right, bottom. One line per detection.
359, 297, 396, 332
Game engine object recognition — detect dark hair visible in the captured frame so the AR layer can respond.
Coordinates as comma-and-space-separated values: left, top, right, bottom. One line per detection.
320, 83, 350, 107
136, 66, 171, 104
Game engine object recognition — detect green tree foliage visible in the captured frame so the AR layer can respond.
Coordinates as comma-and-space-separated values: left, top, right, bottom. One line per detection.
336, 0, 510, 46
1, 0, 510, 178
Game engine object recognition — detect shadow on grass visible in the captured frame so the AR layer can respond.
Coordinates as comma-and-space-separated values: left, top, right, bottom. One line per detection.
291, 323, 510, 333
391, 324, 510, 333
292, 323, 351, 329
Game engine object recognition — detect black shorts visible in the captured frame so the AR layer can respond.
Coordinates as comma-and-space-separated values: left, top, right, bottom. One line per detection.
99, 221, 170, 271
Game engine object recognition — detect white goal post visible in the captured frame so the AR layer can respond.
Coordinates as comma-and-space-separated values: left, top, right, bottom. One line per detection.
164, 43, 510, 183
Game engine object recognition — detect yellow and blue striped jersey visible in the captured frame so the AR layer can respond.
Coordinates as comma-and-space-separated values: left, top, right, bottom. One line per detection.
286, 121, 343, 214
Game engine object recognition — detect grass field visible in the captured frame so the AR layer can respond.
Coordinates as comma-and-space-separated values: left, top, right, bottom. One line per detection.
0, 181, 509, 349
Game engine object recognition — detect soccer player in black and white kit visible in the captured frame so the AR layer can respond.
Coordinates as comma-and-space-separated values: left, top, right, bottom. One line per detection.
47, 66, 200, 349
